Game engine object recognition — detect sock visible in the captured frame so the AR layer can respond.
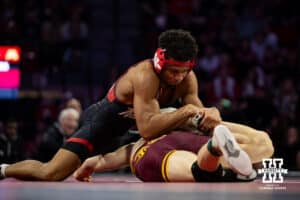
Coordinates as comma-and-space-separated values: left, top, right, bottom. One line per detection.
191, 161, 223, 182
211, 136, 218, 148
207, 139, 221, 157
0, 164, 9, 177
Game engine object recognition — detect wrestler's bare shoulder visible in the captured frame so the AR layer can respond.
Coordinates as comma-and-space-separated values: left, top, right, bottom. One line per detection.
117, 60, 153, 83
114, 60, 158, 104
125, 59, 157, 82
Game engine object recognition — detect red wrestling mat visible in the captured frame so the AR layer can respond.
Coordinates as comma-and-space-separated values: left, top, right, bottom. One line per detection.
0, 173, 299, 200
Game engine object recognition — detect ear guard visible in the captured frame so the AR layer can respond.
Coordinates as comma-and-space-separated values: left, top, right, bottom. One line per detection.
153, 48, 195, 73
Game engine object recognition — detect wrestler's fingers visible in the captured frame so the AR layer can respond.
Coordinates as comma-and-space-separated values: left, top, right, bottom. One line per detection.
73, 170, 93, 182
75, 175, 92, 182
73, 170, 82, 180
73, 166, 91, 180
199, 115, 212, 130
199, 111, 211, 125
82, 176, 93, 182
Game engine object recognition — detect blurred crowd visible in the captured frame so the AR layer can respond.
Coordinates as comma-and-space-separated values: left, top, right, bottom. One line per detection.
0, 0, 90, 89
0, 0, 299, 170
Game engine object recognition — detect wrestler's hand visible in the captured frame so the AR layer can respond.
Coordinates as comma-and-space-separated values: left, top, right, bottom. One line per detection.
182, 104, 205, 117
179, 104, 205, 128
73, 155, 102, 182
198, 107, 222, 132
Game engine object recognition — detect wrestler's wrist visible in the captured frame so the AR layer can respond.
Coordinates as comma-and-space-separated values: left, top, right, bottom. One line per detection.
191, 113, 204, 129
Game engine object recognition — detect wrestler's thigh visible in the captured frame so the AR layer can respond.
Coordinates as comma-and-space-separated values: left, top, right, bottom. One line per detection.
221, 121, 263, 143
219, 132, 269, 165
231, 132, 252, 144
166, 150, 197, 182
221, 121, 257, 135
221, 121, 273, 154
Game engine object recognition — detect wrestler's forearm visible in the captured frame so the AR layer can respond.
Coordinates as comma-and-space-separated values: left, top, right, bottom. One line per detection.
139, 107, 194, 140
94, 143, 133, 172
158, 107, 220, 136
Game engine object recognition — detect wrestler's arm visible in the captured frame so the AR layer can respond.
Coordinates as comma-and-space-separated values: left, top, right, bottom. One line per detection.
181, 71, 204, 107
73, 143, 134, 182
181, 71, 222, 130
133, 71, 201, 140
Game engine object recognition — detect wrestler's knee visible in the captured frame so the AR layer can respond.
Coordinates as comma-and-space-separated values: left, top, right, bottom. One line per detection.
256, 131, 274, 157
38, 148, 81, 181
38, 163, 69, 181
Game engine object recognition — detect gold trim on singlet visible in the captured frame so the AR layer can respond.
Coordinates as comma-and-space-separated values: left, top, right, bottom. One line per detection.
130, 145, 149, 174
148, 134, 166, 144
130, 134, 167, 174
161, 150, 177, 182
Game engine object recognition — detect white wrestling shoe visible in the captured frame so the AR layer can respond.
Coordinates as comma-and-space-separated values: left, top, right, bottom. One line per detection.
213, 125, 253, 176
222, 168, 257, 182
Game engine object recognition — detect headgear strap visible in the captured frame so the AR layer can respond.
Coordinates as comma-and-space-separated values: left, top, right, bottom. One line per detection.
153, 48, 195, 73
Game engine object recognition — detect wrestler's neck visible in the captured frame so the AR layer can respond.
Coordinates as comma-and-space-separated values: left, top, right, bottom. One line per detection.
154, 70, 177, 89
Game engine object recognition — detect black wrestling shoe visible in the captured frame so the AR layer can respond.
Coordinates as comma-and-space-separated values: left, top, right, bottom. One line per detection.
221, 168, 257, 182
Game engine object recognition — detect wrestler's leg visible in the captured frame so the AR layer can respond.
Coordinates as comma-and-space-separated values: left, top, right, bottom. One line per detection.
165, 125, 253, 182
165, 134, 250, 182
221, 121, 274, 163
193, 125, 253, 177
165, 150, 197, 182
197, 143, 220, 172
2, 149, 81, 181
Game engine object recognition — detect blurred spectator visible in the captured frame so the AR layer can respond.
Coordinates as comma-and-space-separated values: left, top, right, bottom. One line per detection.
35, 108, 80, 162
0, 120, 24, 163
236, 4, 265, 39
240, 65, 266, 98
65, 97, 82, 115
197, 45, 220, 79
22, 0, 41, 40
207, 53, 238, 105
235, 39, 257, 78
61, 46, 88, 87
237, 88, 277, 130
0, 0, 20, 43
263, 24, 279, 50
60, 12, 88, 48
273, 78, 298, 121
40, 14, 63, 74
36, 97, 60, 127
250, 31, 267, 63
0, 121, 4, 160
276, 126, 300, 170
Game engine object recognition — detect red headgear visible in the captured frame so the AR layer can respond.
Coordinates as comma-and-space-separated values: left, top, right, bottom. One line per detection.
153, 48, 195, 73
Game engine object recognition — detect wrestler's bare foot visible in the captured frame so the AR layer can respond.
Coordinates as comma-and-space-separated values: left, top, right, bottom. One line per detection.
213, 125, 253, 176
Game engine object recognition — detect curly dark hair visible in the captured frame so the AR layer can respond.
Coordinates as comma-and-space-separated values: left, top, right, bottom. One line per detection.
158, 29, 198, 61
